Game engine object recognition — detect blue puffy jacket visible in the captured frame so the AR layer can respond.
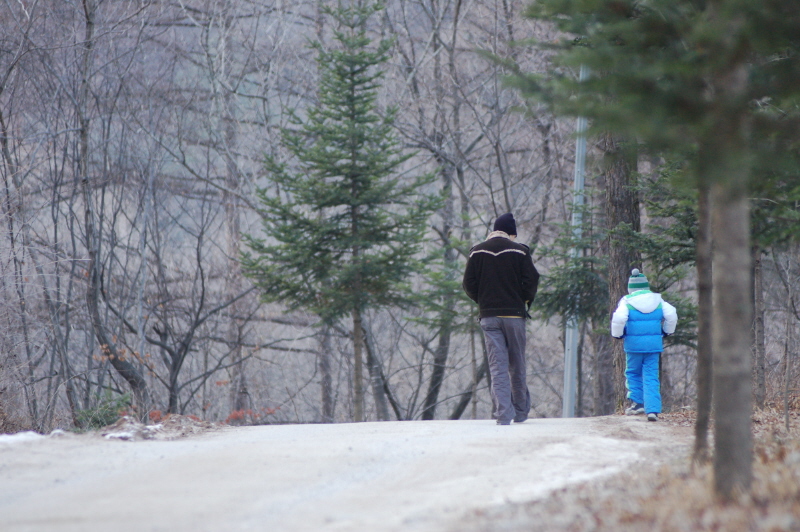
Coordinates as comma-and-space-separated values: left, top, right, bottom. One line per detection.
611, 291, 678, 354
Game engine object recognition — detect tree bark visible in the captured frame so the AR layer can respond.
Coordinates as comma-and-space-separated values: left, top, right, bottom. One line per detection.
421, 9, 460, 418
693, 183, 713, 464
1, 114, 43, 427
591, 330, 612, 417
421, 163, 456, 420
364, 324, 390, 421
752, 246, 766, 409
601, 133, 641, 414
211, 5, 249, 418
352, 307, 365, 422
319, 326, 334, 423
79, 0, 149, 416
421, 310, 454, 420
711, 178, 753, 499
783, 305, 793, 433
577, 320, 587, 417
449, 357, 488, 420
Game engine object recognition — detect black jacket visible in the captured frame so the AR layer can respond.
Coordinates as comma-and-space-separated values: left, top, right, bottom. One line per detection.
462, 234, 540, 318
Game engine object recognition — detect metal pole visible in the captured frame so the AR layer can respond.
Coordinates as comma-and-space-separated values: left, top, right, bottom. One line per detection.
562, 65, 589, 418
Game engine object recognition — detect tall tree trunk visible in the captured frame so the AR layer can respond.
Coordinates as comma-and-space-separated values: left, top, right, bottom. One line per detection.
213, 7, 249, 418
601, 133, 640, 414
79, 0, 149, 417
421, 327, 452, 420
590, 331, 611, 417
703, 4, 754, 500
752, 246, 766, 409
711, 178, 753, 499
471, 317, 479, 419
422, 3, 461, 417
168, 363, 180, 414
30, 250, 81, 428
225, 152, 248, 416
449, 357, 488, 420
1, 113, 42, 427
364, 324, 390, 421
577, 320, 587, 417
530, 120, 554, 253
783, 305, 793, 433
319, 325, 334, 423
693, 183, 713, 464
659, 353, 673, 412
352, 307, 365, 422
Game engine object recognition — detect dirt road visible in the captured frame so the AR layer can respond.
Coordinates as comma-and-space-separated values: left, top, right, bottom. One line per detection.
0, 416, 690, 532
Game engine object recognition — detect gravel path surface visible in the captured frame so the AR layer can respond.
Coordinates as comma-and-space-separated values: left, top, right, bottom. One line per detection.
0, 416, 691, 532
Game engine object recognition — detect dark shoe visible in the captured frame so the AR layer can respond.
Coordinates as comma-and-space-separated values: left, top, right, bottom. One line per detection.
496, 420, 511, 426
513, 415, 528, 423
647, 413, 658, 422
625, 402, 645, 416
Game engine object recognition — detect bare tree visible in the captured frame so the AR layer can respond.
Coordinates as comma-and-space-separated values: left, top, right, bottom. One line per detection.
0, 0, 584, 429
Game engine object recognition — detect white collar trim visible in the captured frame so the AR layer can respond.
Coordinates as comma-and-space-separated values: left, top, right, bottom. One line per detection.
487, 231, 514, 241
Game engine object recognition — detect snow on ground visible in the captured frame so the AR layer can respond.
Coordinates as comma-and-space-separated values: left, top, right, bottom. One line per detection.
0, 416, 691, 532
100, 414, 221, 441
0, 431, 44, 444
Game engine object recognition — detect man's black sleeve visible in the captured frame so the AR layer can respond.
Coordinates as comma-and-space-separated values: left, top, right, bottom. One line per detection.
521, 253, 540, 307
462, 252, 479, 303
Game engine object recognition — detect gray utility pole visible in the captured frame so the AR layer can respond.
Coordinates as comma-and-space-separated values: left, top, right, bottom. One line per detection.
562, 65, 590, 418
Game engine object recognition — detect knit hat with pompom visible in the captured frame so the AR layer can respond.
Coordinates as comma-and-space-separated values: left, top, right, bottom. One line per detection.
627, 268, 650, 294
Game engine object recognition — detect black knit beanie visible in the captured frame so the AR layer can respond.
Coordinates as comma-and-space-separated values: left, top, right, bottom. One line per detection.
493, 213, 517, 236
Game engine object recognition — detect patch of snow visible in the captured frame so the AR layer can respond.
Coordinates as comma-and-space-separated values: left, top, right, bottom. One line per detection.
0, 431, 44, 444
100, 415, 220, 441
103, 431, 136, 441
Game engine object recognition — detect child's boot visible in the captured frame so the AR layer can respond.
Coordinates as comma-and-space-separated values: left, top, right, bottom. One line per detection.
625, 402, 645, 415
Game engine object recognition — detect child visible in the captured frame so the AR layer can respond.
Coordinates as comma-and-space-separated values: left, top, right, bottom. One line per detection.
611, 269, 678, 422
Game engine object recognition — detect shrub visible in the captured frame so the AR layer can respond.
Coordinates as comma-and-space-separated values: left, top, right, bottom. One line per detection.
76, 391, 131, 430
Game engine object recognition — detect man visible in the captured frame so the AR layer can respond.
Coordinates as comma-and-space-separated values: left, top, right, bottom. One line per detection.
463, 213, 540, 425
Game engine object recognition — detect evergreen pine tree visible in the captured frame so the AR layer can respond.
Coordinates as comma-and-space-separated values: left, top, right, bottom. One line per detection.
534, 199, 608, 327
516, 0, 800, 498
533, 197, 608, 417
242, 2, 438, 422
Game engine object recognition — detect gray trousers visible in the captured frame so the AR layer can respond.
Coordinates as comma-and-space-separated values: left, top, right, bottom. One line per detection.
480, 317, 531, 423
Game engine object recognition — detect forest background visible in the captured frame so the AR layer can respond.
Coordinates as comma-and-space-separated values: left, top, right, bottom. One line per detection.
0, 0, 797, 446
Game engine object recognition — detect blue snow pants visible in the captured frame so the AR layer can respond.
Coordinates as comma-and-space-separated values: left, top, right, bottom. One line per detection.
625, 351, 661, 414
